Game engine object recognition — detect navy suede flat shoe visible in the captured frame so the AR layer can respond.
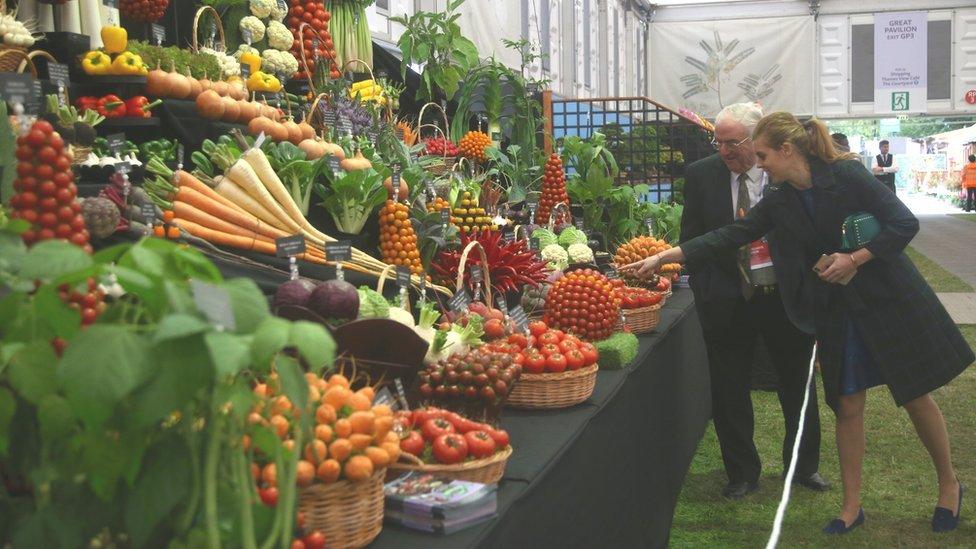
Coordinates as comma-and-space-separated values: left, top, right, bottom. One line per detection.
823, 508, 865, 535
932, 482, 964, 533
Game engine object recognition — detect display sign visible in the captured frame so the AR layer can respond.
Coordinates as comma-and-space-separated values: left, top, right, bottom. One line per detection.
874, 11, 927, 114
275, 235, 306, 257
509, 305, 529, 332
25, 81, 42, 115
141, 203, 157, 224
469, 264, 482, 284
328, 156, 341, 173
440, 208, 451, 224
152, 24, 166, 45
190, 280, 236, 330
115, 161, 131, 174
602, 266, 619, 279
494, 294, 508, 315
324, 241, 352, 262
0, 73, 32, 105
448, 289, 471, 312
102, 0, 118, 8
47, 62, 70, 89
106, 133, 126, 154
396, 266, 412, 289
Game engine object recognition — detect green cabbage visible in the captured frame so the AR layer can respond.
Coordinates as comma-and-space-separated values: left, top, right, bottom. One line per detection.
356, 286, 390, 319
532, 227, 558, 249
558, 226, 588, 247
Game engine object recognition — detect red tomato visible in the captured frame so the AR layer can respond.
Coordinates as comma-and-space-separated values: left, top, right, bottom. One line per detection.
421, 417, 455, 441
291, 541, 306, 549
484, 318, 506, 339
487, 428, 510, 448
537, 331, 560, 347
647, 293, 662, 305
558, 339, 578, 354
523, 352, 546, 374
513, 352, 525, 365
539, 343, 560, 357
303, 531, 326, 549
546, 353, 568, 373
528, 320, 548, 336
507, 333, 528, 348
432, 433, 468, 464
552, 329, 565, 341
259, 486, 279, 506
302, 11, 313, 22
565, 349, 585, 370
399, 430, 425, 456
579, 343, 599, 366
465, 430, 497, 459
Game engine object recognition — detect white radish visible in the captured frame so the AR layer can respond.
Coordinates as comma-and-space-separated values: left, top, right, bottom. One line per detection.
212, 177, 290, 232
226, 158, 307, 237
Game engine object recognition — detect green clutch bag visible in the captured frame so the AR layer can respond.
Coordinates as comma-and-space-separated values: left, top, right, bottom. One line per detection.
840, 212, 881, 251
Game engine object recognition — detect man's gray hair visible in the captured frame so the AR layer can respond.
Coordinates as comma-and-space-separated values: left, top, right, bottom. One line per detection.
714, 102, 764, 132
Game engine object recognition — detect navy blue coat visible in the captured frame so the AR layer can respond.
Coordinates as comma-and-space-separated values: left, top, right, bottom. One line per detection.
682, 158, 973, 410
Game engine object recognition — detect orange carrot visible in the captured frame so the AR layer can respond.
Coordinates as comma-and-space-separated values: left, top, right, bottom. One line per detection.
174, 219, 326, 264
175, 186, 278, 237
174, 170, 242, 213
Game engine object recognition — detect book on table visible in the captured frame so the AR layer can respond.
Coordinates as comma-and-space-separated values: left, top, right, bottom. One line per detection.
383, 473, 498, 533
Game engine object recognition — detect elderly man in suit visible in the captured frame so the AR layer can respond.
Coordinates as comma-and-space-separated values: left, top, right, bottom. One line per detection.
680, 103, 828, 499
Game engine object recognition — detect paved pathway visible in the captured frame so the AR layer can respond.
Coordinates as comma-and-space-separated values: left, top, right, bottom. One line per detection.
900, 192, 976, 324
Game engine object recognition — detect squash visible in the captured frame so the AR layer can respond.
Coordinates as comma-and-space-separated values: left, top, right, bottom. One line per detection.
339, 149, 371, 172
283, 119, 303, 145
195, 90, 224, 120
145, 63, 169, 97
221, 96, 241, 122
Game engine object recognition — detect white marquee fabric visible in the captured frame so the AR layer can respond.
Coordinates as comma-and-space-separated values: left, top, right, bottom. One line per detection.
649, 15, 816, 117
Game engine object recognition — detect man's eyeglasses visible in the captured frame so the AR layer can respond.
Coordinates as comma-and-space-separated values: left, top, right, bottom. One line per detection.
711, 136, 751, 151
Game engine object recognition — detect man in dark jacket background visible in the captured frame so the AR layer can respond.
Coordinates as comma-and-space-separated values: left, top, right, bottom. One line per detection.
680, 103, 827, 499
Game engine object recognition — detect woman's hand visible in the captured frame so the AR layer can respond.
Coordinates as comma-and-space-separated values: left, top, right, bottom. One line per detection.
620, 254, 662, 278
818, 252, 858, 284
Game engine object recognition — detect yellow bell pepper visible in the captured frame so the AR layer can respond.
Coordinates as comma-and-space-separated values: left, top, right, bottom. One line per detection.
101, 26, 128, 54
111, 52, 145, 76
81, 50, 112, 75
351, 79, 375, 92
240, 51, 262, 74
246, 71, 281, 93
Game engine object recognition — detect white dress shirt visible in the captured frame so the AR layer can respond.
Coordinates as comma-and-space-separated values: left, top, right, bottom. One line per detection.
872, 154, 899, 174
730, 165, 766, 217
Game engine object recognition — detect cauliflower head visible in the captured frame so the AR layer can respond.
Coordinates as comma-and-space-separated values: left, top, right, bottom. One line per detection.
233, 44, 260, 60
249, 0, 274, 18
567, 243, 594, 264
269, 0, 287, 21
261, 50, 298, 77
266, 20, 293, 51
200, 47, 241, 77
239, 16, 266, 43
541, 244, 569, 271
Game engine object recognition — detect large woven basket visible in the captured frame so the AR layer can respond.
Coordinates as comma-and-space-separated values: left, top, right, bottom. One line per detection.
620, 301, 662, 334
298, 469, 386, 549
507, 363, 598, 409
387, 445, 512, 485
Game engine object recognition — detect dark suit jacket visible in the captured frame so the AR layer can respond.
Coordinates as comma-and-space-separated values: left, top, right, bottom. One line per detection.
679, 154, 814, 334
682, 158, 974, 409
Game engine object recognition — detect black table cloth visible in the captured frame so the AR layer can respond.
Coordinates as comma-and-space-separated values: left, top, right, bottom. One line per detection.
372, 290, 711, 548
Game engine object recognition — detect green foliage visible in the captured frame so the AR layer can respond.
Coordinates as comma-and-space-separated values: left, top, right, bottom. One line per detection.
126, 40, 222, 80
484, 145, 542, 205
317, 166, 390, 234
0, 102, 15, 203
0, 229, 335, 547
391, 0, 480, 103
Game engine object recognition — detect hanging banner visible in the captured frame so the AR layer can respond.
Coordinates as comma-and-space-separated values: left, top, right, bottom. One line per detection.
874, 12, 927, 114
649, 16, 815, 118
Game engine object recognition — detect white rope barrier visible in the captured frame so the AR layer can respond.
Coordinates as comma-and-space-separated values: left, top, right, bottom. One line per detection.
765, 343, 818, 549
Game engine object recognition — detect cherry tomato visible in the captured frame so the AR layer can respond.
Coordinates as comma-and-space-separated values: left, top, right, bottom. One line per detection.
303, 531, 326, 549
432, 433, 468, 464
35, 165, 54, 180
25, 129, 46, 147
259, 486, 279, 506
81, 307, 97, 325
546, 353, 568, 373
291, 541, 306, 549
37, 146, 57, 163
55, 223, 73, 239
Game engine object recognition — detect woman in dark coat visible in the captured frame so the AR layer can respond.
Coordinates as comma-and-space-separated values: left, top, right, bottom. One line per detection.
623, 113, 972, 535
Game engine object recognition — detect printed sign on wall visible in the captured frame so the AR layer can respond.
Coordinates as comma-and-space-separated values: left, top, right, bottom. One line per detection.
874, 12, 927, 114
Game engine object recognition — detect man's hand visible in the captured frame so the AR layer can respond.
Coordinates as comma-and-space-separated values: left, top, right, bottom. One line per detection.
818, 252, 857, 284
620, 255, 662, 279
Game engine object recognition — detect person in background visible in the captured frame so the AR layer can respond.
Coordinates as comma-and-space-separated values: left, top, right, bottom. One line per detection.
872, 140, 898, 194
831, 133, 850, 153
962, 154, 976, 212
623, 112, 971, 536
678, 102, 825, 500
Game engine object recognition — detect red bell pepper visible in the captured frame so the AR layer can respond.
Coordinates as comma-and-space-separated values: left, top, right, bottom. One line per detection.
124, 96, 163, 118
74, 96, 100, 113
97, 94, 126, 118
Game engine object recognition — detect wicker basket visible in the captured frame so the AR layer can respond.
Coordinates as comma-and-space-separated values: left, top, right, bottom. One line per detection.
620, 302, 662, 334
0, 46, 27, 72
298, 469, 386, 549
191, 6, 226, 54
507, 363, 598, 409
70, 146, 91, 165
418, 102, 453, 175
387, 445, 513, 485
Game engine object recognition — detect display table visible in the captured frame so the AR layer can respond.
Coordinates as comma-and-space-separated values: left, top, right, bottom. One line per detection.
372, 289, 711, 548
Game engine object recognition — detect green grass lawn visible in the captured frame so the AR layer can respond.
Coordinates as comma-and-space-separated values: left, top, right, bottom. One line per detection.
950, 213, 976, 224
671, 251, 976, 547
904, 246, 974, 293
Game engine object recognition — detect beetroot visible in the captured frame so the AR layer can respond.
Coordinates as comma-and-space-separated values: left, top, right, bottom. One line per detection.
308, 279, 359, 321
274, 278, 317, 309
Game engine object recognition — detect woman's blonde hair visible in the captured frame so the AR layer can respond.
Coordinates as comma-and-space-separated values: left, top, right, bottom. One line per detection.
753, 112, 858, 163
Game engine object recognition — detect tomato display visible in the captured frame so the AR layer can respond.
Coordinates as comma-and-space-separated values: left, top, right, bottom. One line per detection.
432, 433, 469, 464
394, 408, 510, 465
543, 269, 621, 341
288, 0, 340, 80
417, 348, 522, 412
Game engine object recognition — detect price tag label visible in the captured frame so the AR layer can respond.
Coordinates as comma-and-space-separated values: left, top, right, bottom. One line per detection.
328, 156, 341, 173
311, 38, 320, 56
190, 280, 237, 331
501, 231, 516, 243
47, 62, 70, 89
275, 234, 306, 258
390, 172, 401, 199
0, 73, 32, 105
240, 63, 251, 78
495, 294, 508, 315
151, 23, 166, 45
509, 305, 529, 332
373, 386, 396, 407
529, 236, 540, 251
440, 208, 451, 224
106, 133, 126, 155
340, 118, 353, 135
644, 217, 655, 233
177, 143, 184, 167
526, 196, 539, 208
574, 218, 585, 230
409, 151, 419, 163
102, 0, 118, 8
24, 81, 42, 115
396, 127, 405, 140
141, 203, 157, 224
395, 265, 412, 289
322, 108, 337, 128
324, 241, 352, 262
602, 267, 619, 280
277, 0, 286, 12
115, 161, 131, 174
469, 264, 482, 283
448, 289, 471, 312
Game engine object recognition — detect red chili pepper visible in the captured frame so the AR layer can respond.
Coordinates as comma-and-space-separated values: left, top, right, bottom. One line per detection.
123, 96, 163, 118
74, 96, 100, 112
97, 94, 126, 118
